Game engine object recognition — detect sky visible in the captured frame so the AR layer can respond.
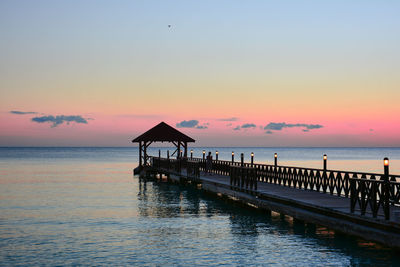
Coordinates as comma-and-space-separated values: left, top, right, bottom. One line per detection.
0, 0, 399, 147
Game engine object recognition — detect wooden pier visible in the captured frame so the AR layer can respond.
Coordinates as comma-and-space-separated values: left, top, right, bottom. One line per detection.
140, 156, 400, 248
132, 122, 400, 248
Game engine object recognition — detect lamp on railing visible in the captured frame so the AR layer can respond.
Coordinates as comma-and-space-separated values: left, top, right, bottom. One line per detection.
384, 157, 389, 180
216, 150, 219, 161
180, 150, 183, 158
203, 150, 205, 160
274, 153, 277, 167
241, 153, 244, 167
323, 154, 327, 171
232, 151, 234, 163
190, 149, 193, 159
251, 152, 254, 166
383, 157, 390, 220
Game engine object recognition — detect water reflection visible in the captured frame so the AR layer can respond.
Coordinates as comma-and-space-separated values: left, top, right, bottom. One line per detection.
137, 177, 400, 266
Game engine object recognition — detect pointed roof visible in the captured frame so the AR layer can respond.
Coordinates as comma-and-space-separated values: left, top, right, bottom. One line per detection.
132, 122, 195, 143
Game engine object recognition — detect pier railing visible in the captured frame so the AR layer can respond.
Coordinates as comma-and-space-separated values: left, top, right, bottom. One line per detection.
230, 166, 257, 191
149, 156, 400, 220
151, 157, 200, 180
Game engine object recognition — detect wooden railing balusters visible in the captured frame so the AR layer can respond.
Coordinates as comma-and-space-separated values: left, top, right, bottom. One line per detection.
149, 156, 399, 220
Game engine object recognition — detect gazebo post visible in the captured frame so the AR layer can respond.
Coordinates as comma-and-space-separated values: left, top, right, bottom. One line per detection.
139, 141, 143, 167
177, 141, 181, 159
143, 141, 147, 165
184, 142, 188, 158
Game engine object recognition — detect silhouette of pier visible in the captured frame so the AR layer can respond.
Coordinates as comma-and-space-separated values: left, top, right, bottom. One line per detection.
132, 122, 400, 248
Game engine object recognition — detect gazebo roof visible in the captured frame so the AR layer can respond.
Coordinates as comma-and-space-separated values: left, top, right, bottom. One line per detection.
132, 122, 195, 143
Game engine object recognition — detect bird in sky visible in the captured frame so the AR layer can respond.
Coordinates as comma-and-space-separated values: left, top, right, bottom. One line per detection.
168, 25, 171, 28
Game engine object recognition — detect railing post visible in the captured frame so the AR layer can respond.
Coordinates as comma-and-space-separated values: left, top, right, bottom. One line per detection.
216, 150, 219, 161
232, 151, 234, 163
158, 150, 161, 169
241, 153, 244, 167
384, 158, 390, 220
251, 152, 254, 167
167, 150, 170, 159
274, 153, 278, 182
255, 169, 258, 191
203, 150, 205, 160
322, 154, 328, 193
245, 168, 249, 189
230, 166, 233, 186
350, 176, 356, 213
360, 175, 366, 215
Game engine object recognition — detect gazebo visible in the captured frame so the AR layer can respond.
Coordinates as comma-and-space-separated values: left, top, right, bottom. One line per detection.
132, 122, 195, 169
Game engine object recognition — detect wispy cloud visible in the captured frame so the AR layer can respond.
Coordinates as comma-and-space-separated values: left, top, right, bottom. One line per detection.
10, 110, 38, 115
218, 117, 238, 122
32, 115, 88, 128
176, 120, 208, 129
196, 125, 208, 129
232, 123, 257, 131
241, 123, 256, 129
264, 122, 323, 133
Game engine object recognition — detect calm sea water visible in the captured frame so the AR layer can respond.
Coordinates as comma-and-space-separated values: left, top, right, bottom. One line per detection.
1, 147, 400, 266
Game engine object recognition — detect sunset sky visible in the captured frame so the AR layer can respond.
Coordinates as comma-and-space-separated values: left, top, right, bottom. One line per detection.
1, 1, 399, 146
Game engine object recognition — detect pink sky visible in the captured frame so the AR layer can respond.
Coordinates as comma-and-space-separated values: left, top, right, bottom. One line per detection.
1, 111, 399, 146
1, 1, 400, 146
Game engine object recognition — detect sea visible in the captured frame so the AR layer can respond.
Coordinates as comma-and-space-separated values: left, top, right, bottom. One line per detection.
1, 147, 400, 266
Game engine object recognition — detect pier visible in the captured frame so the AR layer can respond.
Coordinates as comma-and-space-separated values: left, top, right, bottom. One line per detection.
133, 122, 400, 248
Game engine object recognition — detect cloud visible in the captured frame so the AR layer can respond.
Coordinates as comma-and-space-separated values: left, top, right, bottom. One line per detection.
176, 120, 199, 128
176, 120, 208, 129
264, 123, 288, 130
241, 123, 256, 129
264, 122, 323, 131
218, 117, 238, 121
232, 123, 257, 131
266, 130, 273, 134
304, 124, 323, 130
32, 115, 88, 127
196, 125, 208, 129
10, 110, 37, 115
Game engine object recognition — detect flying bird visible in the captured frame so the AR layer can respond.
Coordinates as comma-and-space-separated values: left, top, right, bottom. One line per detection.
168, 25, 171, 28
